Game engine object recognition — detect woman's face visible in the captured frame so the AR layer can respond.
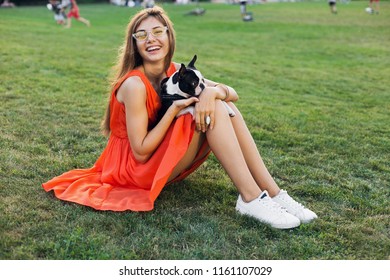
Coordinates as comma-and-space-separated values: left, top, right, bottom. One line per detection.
134, 17, 170, 66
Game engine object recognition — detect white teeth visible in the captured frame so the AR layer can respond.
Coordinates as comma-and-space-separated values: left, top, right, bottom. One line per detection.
147, 47, 160, 52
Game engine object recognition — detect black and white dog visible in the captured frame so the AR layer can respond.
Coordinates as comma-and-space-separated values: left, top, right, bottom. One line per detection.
158, 55, 235, 121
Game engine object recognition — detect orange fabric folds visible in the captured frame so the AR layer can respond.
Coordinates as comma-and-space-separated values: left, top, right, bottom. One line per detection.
42, 64, 209, 211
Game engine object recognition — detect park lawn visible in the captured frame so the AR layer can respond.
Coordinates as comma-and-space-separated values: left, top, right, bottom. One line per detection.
0, 2, 389, 259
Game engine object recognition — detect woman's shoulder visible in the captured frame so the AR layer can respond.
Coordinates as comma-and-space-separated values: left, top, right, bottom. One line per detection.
121, 75, 145, 90
116, 75, 146, 104
117, 67, 147, 91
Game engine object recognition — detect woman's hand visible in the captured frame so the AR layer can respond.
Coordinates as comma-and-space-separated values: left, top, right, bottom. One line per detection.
170, 97, 199, 115
194, 87, 218, 132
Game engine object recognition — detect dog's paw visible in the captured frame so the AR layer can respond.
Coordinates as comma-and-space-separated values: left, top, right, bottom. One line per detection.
223, 101, 236, 117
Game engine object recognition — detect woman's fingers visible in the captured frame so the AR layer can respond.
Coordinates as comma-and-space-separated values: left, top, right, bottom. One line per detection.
209, 111, 215, 130
194, 103, 203, 132
173, 97, 198, 110
173, 92, 217, 132
195, 102, 214, 132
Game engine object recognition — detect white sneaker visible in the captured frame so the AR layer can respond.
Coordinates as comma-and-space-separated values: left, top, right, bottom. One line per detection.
272, 189, 318, 223
236, 190, 301, 229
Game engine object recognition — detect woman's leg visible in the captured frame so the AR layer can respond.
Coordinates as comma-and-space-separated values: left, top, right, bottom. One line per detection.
204, 100, 262, 202
168, 130, 207, 181
169, 101, 261, 202
168, 101, 307, 228
226, 103, 317, 222
227, 102, 281, 197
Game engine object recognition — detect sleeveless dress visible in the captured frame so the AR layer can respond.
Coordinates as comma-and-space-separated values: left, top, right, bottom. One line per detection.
42, 63, 210, 211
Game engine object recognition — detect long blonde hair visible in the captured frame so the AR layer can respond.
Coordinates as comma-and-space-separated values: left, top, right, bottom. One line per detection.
101, 6, 176, 136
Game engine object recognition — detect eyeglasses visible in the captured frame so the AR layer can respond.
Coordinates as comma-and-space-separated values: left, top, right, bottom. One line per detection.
132, 26, 168, 42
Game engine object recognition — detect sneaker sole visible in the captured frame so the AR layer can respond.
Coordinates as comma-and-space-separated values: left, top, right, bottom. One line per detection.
236, 205, 301, 229
299, 216, 318, 224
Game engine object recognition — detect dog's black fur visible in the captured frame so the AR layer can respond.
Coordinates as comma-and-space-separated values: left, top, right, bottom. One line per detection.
157, 55, 235, 123
157, 55, 204, 121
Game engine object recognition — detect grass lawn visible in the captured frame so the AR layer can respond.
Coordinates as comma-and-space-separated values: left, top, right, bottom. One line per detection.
0, 2, 389, 260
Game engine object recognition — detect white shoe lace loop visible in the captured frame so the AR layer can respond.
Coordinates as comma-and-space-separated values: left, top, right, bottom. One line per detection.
259, 196, 287, 214
278, 190, 305, 211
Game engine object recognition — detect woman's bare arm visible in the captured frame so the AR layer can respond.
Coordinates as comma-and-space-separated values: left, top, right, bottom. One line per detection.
117, 76, 198, 163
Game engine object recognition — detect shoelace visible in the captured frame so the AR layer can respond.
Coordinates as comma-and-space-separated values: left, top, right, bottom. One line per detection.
260, 197, 287, 214
279, 191, 305, 211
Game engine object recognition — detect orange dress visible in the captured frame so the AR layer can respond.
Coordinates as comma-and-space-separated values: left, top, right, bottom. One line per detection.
42, 63, 210, 211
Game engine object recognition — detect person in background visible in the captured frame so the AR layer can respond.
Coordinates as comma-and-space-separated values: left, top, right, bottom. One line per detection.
239, 0, 247, 16
42, 6, 317, 230
1, 0, 15, 7
65, 0, 90, 28
328, 0, 337, 14
142, 0, 155, 9
47, 0, 67, 25
369, 0, 380, 14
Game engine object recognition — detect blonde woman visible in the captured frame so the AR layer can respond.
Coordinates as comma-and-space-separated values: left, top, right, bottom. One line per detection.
43, 6, 317, 229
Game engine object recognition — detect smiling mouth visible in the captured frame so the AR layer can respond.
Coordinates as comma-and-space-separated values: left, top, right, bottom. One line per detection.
146, 46, 161, 52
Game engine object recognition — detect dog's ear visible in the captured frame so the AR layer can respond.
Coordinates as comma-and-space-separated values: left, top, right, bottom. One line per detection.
171, 72, 179, 84
187, 55, 197, 69
178, 63, 187, 79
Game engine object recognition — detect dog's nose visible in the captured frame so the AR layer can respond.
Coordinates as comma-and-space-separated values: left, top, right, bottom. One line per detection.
200, 83, 205, 91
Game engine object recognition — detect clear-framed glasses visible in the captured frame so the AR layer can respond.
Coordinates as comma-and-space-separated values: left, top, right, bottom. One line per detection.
132, 26, 168, 42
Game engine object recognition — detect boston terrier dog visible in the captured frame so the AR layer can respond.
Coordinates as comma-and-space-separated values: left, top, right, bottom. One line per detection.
158, 55, 235, 121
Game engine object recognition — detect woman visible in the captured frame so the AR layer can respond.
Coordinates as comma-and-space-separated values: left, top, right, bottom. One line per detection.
43, 6, 317, 229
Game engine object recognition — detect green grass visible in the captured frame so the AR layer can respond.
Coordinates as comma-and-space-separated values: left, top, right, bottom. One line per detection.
0, 2, 389, 260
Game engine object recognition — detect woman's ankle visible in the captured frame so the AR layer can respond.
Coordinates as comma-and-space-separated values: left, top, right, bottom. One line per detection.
240, 190, 261, 203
